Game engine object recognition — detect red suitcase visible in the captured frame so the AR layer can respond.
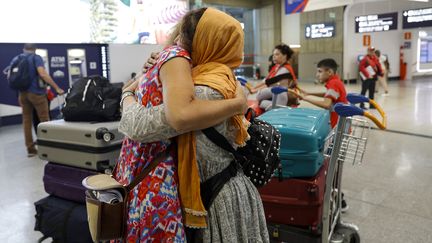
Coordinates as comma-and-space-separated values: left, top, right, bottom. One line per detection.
258, 157, 329, 232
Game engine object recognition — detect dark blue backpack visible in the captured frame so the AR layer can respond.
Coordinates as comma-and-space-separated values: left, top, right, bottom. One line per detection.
7, 54, 35, 91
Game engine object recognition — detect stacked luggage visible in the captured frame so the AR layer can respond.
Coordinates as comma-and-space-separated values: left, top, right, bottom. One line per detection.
258, 107, 331, 242
34, 119, 123, 242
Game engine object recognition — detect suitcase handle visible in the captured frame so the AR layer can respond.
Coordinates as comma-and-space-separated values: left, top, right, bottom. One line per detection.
261, 194, 320, 205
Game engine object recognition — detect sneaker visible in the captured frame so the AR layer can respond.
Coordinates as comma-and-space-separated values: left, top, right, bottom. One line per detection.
27, 147, 38, 157
382, 92, 389, 97
341, 199, 349, 213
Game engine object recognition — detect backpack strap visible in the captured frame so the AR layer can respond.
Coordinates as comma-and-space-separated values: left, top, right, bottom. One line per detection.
200, 128, 244, 209
264, 73, 293, 86
201, 127, 244, 163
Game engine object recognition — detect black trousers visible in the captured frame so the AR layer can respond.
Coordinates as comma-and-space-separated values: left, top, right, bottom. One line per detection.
360, 78, 377, 108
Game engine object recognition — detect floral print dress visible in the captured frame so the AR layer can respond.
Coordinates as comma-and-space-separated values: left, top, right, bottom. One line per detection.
113, 46, 190, 243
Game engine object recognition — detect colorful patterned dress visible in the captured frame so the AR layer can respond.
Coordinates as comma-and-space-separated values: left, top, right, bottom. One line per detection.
113, 46, 190, 243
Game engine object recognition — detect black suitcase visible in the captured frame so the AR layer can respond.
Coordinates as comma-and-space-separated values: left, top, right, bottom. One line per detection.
34, 195, 93, 243
268, 223, 321, 243
43, 162, 99, 203
37, 119, 123, 172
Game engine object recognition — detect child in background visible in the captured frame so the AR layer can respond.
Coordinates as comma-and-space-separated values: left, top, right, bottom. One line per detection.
291, 58, 347, 128
290, 58, 349, 212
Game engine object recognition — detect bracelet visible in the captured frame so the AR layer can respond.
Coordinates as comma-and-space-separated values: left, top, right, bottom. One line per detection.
120, 92, 136, 109
122, 90, 135, 97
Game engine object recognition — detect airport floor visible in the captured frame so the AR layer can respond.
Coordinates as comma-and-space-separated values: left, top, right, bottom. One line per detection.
0, 77, 431, 242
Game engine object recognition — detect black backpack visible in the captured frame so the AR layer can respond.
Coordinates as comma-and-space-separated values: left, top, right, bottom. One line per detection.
7, 54, 35, 91
62, 75, 122, 122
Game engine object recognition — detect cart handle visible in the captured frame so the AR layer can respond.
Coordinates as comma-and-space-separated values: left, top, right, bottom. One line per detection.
236, 76, 248, 86
346, 93, 369, 104
348, 93, 386, 130
334, 103, 387, 130
270, 86, 288, 95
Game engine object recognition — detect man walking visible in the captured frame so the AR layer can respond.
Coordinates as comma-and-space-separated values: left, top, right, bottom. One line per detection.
8, 43, 64, 157
358, 46, 383, 109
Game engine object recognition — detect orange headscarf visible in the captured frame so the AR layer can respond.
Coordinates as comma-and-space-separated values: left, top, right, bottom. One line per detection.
177, 8, 249, 228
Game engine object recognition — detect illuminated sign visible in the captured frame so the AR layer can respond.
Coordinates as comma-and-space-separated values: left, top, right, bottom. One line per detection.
420, 40, 432, 64
305, 23, 335, 39
355, 12, 398, 33
403, 8, 432, 29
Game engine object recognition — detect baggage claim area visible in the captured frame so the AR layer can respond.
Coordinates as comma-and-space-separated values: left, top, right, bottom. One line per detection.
1, 0, 432, 242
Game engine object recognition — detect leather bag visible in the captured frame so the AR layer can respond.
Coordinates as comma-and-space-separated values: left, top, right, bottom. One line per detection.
82, 147, 172, 242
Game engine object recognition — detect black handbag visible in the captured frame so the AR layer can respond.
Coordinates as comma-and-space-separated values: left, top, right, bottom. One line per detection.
202, 108, 281, 190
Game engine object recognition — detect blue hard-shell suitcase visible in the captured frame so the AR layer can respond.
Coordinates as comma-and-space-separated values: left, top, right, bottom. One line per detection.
259, 108, 330, 178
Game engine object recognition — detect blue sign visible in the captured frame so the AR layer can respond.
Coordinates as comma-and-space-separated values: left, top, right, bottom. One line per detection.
0, 43, 107, 107
285, 0, 308, 15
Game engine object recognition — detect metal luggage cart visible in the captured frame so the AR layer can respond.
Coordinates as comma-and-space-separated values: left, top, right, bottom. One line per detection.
321, 94, 387, 243
247, 84, 387, 243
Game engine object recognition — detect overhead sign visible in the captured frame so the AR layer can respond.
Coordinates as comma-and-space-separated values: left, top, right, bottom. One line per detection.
355, 12, 398, 33
285, 0, 308, 14
402, 8, 432, 29
305, 23, 335, 39
285, 0, 353, 15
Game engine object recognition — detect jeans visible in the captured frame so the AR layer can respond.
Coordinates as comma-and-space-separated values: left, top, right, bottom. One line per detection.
18, 92, 49, 152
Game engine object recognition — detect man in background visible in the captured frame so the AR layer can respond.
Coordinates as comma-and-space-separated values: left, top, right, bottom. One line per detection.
358, 46, 383, 109
8, 43, 64, 157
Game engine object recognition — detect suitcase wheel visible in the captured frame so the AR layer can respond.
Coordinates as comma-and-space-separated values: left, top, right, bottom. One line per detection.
331, 226, 360, 243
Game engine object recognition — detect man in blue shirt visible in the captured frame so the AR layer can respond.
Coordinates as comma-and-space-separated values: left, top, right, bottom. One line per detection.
10, 43, 64, 157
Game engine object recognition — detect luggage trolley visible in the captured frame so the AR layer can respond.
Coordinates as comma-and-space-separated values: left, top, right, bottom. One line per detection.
321, 93, 387, 243
239, 82, 387, 242
258, 87, 387, 243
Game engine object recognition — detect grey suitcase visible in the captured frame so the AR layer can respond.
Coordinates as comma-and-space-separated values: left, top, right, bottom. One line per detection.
37, 119, 123, 172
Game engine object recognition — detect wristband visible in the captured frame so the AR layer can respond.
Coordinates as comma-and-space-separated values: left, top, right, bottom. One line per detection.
122, 90, 135, 97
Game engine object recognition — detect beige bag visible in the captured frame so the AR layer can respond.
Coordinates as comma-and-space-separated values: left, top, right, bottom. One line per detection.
82, 148, 172, 242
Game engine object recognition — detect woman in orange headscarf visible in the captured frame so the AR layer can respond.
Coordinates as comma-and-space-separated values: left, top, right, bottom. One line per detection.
118, 7, 269, 243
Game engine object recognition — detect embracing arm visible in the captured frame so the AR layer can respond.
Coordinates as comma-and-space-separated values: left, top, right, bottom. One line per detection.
118, 57, 247, 142
160, 57, 246, 133
119, 102, 179, 142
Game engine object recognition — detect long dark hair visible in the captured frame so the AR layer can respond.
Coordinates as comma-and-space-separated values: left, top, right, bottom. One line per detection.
167, 8, 207, 53
274, 44, 294, 62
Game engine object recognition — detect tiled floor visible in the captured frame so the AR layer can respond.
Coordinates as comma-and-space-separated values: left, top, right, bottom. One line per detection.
0, 78, 431, 242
